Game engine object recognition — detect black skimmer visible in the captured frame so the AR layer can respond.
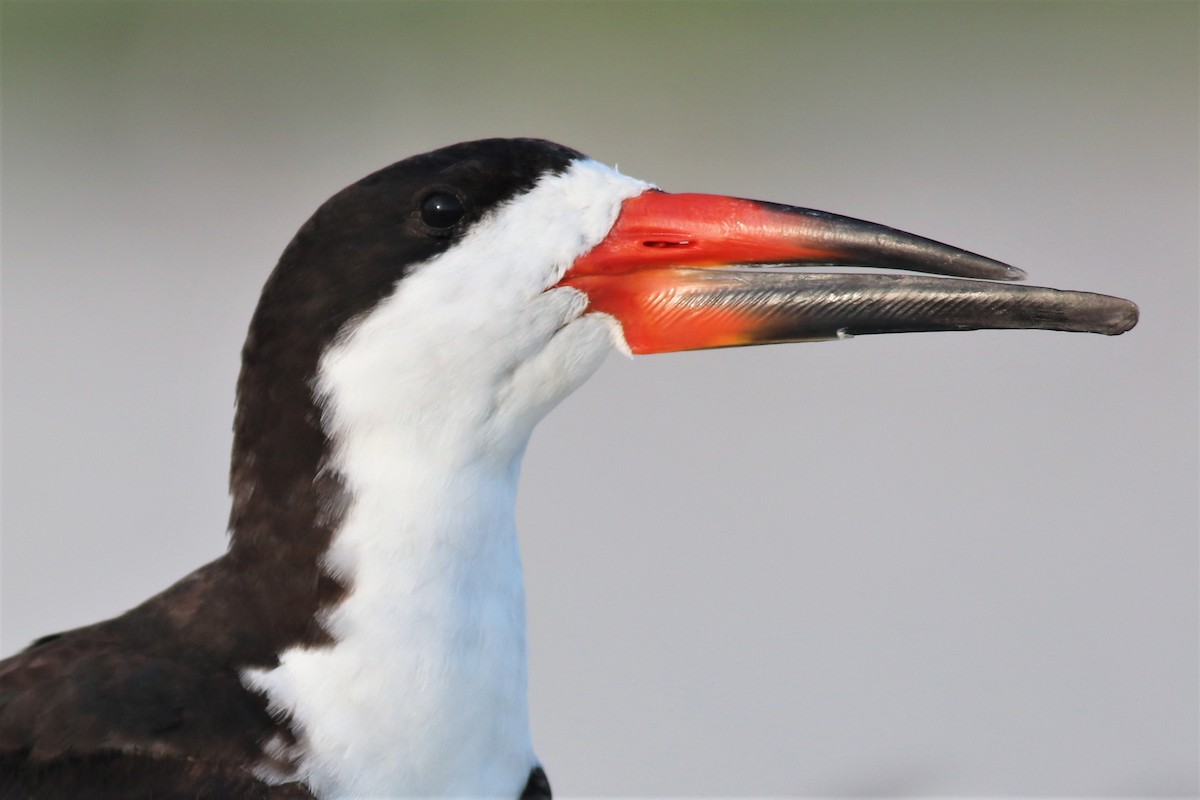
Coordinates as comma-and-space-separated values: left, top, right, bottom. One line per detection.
0, 138, 1137, 799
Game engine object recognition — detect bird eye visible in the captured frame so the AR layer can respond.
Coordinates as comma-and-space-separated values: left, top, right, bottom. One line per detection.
420, 191, 466, 230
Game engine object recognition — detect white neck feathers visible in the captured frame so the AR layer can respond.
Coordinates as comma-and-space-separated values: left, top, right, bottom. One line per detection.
241, 160, 648, 797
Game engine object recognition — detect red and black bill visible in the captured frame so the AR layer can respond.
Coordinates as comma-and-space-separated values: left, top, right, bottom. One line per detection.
559, 191, 1137, 354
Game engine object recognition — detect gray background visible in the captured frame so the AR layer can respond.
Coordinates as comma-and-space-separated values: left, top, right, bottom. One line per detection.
2, 1, 1196, 795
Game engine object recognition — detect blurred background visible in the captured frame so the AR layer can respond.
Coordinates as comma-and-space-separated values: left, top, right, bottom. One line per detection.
2, 1, 1196, 795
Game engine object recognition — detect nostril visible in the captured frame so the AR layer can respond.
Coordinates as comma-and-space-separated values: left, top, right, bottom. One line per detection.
643, 240, 693, 248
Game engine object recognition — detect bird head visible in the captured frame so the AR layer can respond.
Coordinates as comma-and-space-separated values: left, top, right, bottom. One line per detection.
247, 138, 1136, 466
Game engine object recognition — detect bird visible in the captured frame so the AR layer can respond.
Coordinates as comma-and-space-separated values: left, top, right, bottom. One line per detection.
0, 138, 1138, 799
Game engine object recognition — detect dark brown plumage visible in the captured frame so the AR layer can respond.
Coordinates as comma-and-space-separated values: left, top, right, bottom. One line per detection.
0, 139, 577, 798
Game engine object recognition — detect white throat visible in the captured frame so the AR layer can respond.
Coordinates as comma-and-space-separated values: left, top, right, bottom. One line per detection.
242, 160, 648, 798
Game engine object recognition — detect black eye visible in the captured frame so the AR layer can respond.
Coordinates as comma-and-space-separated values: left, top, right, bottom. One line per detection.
420, 191, 466, 230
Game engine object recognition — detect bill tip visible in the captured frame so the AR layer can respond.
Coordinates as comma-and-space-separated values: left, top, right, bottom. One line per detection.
1108, 299, 1140, 335
1001, 263, 1028, 281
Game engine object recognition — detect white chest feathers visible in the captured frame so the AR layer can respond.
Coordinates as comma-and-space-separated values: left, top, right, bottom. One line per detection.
242, 460, 537, 797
